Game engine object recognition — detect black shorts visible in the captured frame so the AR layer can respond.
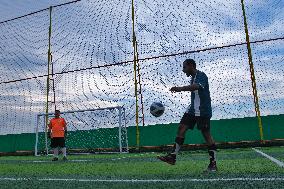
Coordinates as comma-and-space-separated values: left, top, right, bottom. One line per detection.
180, 113, 210, 131
50, 137, 65, 148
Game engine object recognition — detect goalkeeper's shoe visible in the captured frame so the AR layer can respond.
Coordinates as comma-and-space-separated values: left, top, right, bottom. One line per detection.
205, 161, 217, 172
157, 153, 176, 165
52, 157, 59, 161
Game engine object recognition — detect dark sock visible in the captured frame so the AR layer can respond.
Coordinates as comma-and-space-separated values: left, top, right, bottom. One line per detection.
208, 144, 217, 162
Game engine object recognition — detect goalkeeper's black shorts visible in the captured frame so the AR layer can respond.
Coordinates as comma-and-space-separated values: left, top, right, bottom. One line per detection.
50, 137, 66, 148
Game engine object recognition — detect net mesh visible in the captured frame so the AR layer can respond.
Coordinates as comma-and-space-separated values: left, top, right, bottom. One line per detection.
0, 0, 283, 152
0, 9, 49, 135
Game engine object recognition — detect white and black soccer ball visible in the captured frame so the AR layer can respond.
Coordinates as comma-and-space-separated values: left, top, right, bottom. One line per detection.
150, 102, 165, 117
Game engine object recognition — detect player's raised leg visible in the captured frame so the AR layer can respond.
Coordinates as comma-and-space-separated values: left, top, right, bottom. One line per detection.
157, 124, 187, 165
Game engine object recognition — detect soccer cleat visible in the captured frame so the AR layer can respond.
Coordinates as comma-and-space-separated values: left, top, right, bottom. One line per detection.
52, 157, 59, 161
63, 156, 68, 161
157, 153, 176, 165
206, 161, 217, 172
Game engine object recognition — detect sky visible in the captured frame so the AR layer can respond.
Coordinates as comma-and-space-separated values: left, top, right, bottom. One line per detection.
0, 0, 71, 22
0, 0, 283, 135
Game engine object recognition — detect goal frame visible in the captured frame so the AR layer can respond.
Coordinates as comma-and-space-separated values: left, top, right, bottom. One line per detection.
34, 106, 128, 156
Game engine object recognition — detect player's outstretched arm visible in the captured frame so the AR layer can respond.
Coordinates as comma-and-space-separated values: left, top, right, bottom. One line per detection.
170, 86, 182, 92
170, 84, 199, 92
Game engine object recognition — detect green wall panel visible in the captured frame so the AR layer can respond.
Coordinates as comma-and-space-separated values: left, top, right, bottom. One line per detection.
0, 115, 283, 153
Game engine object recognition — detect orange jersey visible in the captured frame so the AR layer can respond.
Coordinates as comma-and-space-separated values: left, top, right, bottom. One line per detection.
48, 118, 67, 138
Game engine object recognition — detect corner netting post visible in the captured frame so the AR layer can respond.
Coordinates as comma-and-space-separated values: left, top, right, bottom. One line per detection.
241, 0, 264, 141
131, 0, 141, 149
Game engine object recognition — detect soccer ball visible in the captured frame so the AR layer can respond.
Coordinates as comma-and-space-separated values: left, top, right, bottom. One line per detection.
150, 102, 165, 117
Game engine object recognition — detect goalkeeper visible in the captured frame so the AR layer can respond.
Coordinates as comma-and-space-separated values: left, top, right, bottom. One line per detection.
48, 110, 68, 161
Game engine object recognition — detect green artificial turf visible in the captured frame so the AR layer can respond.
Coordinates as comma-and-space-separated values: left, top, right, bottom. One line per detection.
0, 147, 283, 188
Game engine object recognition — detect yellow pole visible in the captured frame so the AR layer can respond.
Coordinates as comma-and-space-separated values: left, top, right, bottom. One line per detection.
241, 0, 264, 142
136, 40, 145, 127
45, 6, 53, 154
131, 0, 140, 149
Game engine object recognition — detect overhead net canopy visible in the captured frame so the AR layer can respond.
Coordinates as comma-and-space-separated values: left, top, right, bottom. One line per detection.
0, 0, 283, 152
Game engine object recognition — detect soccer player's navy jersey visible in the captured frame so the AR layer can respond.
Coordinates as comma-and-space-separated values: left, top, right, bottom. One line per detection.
186, 70, 212, 118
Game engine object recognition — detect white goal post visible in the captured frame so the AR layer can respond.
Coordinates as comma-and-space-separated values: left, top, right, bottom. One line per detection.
34, 106, 128, 156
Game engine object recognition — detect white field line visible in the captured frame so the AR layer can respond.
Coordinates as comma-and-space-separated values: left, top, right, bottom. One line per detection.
0, 177, 284, 182
31, 160, 93, 163
252, 148, 284, 168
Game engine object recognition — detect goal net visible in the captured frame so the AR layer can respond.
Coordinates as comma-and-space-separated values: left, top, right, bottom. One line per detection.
34, 106, 128, 156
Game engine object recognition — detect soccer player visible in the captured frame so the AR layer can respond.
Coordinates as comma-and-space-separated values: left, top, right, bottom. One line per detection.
48, 110, 68, 161
158, 59, 217, 172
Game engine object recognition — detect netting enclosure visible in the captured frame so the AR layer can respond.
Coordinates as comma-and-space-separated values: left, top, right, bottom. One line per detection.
0, 0, 283, 153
